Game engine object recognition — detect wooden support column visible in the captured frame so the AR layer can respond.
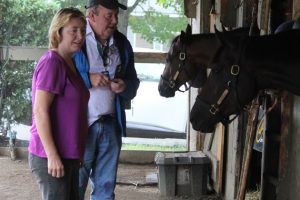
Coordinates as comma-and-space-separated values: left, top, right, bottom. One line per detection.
258, 0, 272, 34
191, 0, 211, 33
236, 97, 260, 200
277, 94, 300, 200
189, 0, 211, 151
220, 0, 237, 27
294, 0, 300, 18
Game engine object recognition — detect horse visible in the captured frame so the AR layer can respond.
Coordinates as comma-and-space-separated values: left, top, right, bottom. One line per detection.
190, 29, 300, 133
158, 25, 260, 98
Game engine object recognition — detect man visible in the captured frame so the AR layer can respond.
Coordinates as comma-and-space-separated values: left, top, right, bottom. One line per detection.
73, 0, 140, 199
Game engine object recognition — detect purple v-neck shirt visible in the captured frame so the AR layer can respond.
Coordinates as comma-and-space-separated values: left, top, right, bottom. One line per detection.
29, 50, 89, 160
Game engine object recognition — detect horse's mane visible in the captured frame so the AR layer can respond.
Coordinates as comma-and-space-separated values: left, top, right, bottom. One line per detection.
171, 26, 255, 47
220, 29, 300, 96
171, 35, 180, 45
243, 29, 300, 61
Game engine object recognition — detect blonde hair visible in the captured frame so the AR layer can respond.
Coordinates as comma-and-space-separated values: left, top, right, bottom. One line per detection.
48, 7, 86, 49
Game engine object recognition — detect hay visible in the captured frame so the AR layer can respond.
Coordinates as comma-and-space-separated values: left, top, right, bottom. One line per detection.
245, 189, 260, 200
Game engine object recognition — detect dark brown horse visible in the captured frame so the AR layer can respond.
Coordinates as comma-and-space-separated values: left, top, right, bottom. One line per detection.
190, 29, 300, 133
158, 25, 259, 98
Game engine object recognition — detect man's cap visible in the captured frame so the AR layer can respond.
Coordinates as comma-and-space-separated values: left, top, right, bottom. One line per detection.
85, 0, 127, 10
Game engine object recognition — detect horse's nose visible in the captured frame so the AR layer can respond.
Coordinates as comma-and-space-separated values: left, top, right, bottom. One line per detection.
190, 115, 200, 130
158, 87, 175, 97
190, 100, 215, 133
191, 121, 214, 133
190, 116, 215, 133
158, 78, 175, 97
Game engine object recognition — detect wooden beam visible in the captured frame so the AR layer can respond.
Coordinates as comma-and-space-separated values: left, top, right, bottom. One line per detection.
221, 0, 237, 27
200, 0, 212, 33
0, 46, 47, 61
184, 0, 197, 18
134, 52, 167, 63
0, 46, 167, 64
279, 91, 291, 178
216, 123, 225, 194
237, 97, 260, 200
259, 0, 271, 34
293, 0, 300, 19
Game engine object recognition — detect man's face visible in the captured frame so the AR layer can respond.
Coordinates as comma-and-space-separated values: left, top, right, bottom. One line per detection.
89, 5, 119, 43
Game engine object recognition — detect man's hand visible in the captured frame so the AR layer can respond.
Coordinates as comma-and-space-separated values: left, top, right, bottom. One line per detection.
110, 78, 126, 93
89, 73, 110, 87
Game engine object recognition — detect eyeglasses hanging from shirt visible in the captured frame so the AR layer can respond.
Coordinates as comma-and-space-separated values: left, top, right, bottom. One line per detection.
97, 38, 111, 78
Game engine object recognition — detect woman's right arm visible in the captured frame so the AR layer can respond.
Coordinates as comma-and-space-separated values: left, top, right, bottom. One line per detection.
33, 90, 65, 178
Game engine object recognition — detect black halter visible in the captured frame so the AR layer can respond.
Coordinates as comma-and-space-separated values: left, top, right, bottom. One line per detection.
215, 64, 242, 124
197, 38, 246, 125
160, 38, 192, 93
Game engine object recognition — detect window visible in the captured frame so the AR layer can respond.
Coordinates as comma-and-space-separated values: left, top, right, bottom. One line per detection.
126, 62, 188, 134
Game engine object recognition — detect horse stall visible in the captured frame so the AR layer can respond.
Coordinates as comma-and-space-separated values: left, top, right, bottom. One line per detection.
182, 0, 300, 199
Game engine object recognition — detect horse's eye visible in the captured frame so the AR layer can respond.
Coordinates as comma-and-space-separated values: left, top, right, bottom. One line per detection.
212, 66, 220, 73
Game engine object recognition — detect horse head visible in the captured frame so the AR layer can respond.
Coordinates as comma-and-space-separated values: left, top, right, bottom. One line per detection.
190, 30, 258, 133
192, 26, 300, 133
158, 25, 259, 98
158, 24, 200, 97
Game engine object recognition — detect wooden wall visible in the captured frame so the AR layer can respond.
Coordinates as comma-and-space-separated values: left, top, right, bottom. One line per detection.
186, 0, 300, 199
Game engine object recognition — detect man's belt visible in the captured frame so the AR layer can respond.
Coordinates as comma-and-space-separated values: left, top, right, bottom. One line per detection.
97, 114, 115, 122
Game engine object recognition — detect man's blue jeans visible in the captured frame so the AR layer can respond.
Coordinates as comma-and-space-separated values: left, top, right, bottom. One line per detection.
79, 116, 122, 200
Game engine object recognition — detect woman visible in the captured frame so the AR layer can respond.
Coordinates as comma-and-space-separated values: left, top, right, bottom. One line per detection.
28, 7, 89, 200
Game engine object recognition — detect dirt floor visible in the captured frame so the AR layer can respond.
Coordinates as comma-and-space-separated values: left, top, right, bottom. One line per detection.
0, 156, 221, 200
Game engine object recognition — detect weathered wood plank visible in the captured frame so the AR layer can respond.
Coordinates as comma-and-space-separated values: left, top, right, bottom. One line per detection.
0, 46, 47, 61
0, 46, 167, 64
134, 52, 167, 63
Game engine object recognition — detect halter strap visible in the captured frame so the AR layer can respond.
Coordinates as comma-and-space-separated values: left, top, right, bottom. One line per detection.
161, 36, 193, 93
204, 37, 247, 125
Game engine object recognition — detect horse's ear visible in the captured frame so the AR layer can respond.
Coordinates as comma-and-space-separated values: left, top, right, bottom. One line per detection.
249, 25, 260, 36
215, 28, 223, 41
214, 24, 239, 48
179, 30, 185, 43
186, 24, 192, 35
293, 16, 300, 29
215, 29, 235, 48
221, 24, 227, 32
214, 24, 220, 33
179, 24, 191, 44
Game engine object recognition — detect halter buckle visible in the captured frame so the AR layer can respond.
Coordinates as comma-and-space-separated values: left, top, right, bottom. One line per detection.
231, 65, 240, 75
179, 52, 186, 61
169, 80, 175, 89
210, 105, 218, 115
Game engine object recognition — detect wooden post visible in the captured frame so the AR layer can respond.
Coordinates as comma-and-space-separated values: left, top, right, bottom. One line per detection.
259, 0, 271, 34
236, 97, 260, 200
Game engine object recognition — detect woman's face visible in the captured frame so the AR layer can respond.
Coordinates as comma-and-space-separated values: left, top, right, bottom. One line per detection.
58, 17, 86, 54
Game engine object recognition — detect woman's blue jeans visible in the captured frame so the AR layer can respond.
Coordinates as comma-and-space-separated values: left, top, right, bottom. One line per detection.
79, 116, 122, 200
